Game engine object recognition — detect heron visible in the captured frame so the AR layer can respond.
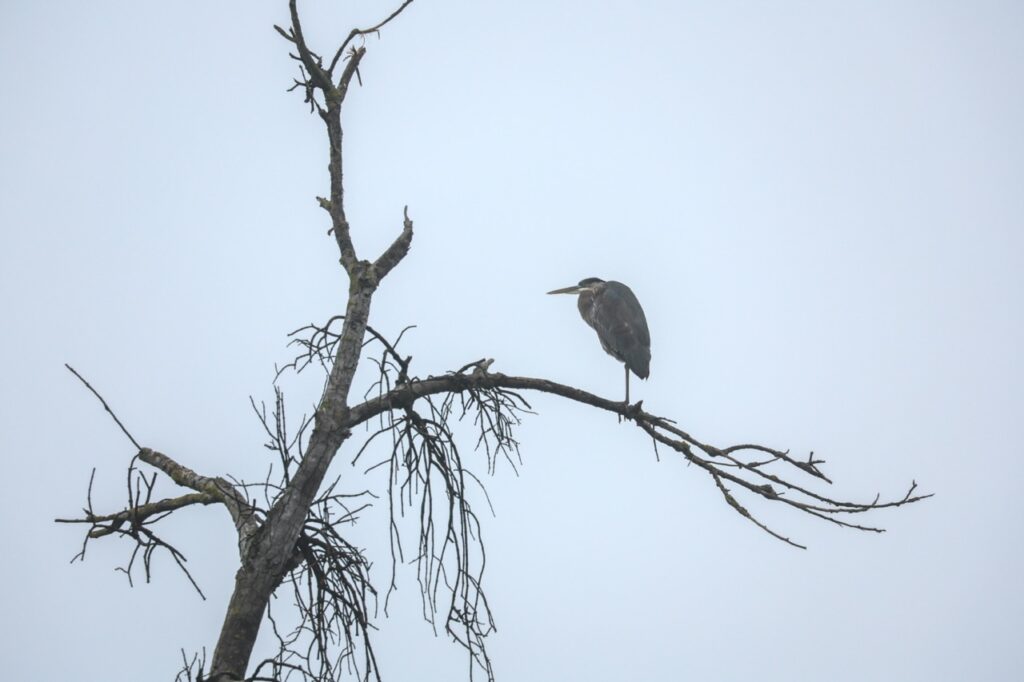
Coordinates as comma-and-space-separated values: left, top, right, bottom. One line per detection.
547, 278, 651, 411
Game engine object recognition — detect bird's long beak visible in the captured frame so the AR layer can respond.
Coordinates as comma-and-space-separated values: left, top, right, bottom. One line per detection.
547, 285, 583, 295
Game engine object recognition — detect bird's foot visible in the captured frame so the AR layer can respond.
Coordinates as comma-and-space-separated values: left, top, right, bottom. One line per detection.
620, 400, 644, 422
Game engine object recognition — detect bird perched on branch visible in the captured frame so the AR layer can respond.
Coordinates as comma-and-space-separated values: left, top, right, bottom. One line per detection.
547, 278, 651, 410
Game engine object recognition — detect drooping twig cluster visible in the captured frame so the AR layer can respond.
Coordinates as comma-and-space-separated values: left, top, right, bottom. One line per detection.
55, 459, 209, 598
634, 417, 926, 549
254, 486, 379, 682
245, 379, 381, 681
56, 366, 215, 596
286, 316, 535, 679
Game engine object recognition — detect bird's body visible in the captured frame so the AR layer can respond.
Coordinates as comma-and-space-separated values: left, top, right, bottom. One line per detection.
548, 277, 651, 407
575, 280, 650, 380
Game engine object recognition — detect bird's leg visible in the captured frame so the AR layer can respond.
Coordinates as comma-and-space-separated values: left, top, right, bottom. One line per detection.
621, 365, 630, 422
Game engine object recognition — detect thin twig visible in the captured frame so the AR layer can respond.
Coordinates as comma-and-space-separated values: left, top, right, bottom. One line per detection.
65, 364, 141, 449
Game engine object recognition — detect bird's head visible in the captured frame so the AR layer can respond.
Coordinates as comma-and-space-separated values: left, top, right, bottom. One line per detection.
546, 277, 605, 296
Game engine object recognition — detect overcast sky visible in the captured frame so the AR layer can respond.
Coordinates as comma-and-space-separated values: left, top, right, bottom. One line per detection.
2, 1, 1022, 680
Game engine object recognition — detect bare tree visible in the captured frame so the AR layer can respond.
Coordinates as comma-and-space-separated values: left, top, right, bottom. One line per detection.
57, 2, 931, 681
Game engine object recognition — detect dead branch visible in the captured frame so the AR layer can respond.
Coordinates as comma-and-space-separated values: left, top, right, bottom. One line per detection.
65, 363, 141, 449
343, 365, 932, 550
328, 0, 417, 74
138, 448, 263, 552
60, 363, 384, 681
374, 205, 415, 280
56, 451, 209, 599
56, 491, 218, 538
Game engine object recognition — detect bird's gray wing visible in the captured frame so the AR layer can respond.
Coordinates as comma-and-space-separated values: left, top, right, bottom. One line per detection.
591, 284, 651, 379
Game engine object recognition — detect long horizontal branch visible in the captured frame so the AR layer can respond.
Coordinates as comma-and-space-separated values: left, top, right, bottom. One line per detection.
346, 369, 623, 427
344, 366, 932, 546
350, 369, 823, 481
56, 491, 218, 538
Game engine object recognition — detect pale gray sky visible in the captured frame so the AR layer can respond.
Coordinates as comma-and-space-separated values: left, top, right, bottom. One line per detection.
2, 1, 1022, 680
